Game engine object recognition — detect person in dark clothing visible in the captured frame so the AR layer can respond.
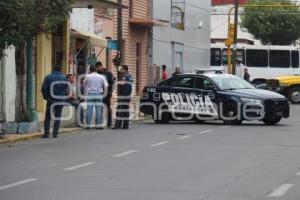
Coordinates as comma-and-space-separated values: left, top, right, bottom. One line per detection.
65, 74, 84, 127
41, 65, 68, 138
96, 62, 115, 128
113, 65, 133, 130
244, 68, 250, 82
172, 66, 182, 77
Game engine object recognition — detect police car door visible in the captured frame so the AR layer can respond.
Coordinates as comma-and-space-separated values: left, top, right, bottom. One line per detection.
161, 75, 196, 116
193, 76, 218, 118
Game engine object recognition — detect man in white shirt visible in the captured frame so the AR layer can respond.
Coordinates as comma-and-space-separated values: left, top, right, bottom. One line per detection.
84, 66, 108, 129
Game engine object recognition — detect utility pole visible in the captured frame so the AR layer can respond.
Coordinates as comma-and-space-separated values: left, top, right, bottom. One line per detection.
232, 0, 239, 75
227, 4, 300, 74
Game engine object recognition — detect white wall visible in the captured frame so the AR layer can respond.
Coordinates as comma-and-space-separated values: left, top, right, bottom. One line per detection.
1, 47, 16, 122
152, 0, 211, 74
70, 8, 95, 33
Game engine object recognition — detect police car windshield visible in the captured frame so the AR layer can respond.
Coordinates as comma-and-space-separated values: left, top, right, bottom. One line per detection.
212, 76, 254, 91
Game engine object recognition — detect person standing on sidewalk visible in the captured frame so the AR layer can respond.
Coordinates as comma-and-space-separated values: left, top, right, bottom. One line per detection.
84, 66, 108, 129
162, 65, 168, 81
172, 66, 182, 77
65, 74, 84, 127
243, 68, 250, 82
96, 62, 115, 128
41, 64, 68, 138
113, 65, 133, 130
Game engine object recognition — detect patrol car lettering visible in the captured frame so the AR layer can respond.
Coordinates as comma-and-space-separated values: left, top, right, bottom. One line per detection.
147, 88, 156, 93
162, 93, 217, 115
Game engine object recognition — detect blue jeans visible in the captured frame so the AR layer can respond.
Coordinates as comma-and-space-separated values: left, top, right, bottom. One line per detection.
44, 101, 63, 136
86, 93, 103, 128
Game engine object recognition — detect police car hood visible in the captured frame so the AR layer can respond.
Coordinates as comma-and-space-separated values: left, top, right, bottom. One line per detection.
222, 89, 285, 100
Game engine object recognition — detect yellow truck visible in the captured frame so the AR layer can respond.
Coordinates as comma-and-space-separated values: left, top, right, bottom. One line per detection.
273, 75, 300, 104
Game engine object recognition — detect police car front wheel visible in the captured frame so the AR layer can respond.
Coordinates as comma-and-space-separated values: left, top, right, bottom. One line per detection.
221, 103, 243, 125
262, 117, 282, 125
152, 109, 171, 124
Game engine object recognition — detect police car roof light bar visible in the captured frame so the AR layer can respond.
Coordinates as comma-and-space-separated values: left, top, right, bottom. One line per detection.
195, 69, 225, 75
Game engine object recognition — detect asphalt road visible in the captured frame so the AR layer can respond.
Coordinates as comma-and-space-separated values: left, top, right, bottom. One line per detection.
1, 105, 300, 200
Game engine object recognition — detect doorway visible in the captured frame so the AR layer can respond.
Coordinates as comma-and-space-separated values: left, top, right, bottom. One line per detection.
136, 43, 141, 94
171, 42, 184, 73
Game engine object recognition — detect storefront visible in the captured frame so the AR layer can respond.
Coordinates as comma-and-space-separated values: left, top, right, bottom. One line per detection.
70, 29, 107, 75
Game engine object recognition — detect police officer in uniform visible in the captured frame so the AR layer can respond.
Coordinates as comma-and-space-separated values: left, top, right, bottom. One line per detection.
113, 65, 133, 129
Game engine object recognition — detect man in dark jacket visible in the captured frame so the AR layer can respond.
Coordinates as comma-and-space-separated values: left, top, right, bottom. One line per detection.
41, 64, 68, 138
96, 62, 115, 128
244, 68, 250, 82
113, 65, 133, 129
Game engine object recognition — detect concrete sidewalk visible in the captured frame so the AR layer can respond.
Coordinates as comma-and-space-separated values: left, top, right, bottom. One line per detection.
0, 127, 81, 145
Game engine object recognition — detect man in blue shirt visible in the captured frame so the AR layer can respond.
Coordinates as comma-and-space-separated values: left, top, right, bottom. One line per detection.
113, 65, 133, 129
41, 64, 68, 138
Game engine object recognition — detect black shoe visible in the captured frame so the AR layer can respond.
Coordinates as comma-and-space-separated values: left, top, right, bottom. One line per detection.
122, 127, 129, 130
112, 127, 121, 130
53, 135, 58, 138
96, 127, 104, 130
41, 134, 49, 138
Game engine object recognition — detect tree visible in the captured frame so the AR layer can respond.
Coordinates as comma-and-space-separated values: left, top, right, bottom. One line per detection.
241, 0, 300, 45
0, 0, 72, 57
0, 0, 72, 121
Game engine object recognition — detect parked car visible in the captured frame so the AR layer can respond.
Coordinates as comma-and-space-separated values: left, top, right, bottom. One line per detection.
273, 75, 300, 104
140, 71, 290, 125
252, 74, 300, 104
251, 78, 288, 94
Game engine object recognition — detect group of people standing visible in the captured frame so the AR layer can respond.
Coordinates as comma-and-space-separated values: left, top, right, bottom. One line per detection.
161, 65, 182, 81
41, 63, 133, 138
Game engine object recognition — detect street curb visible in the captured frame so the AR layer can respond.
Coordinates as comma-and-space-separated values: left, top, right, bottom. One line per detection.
0, 128, 81, 145
0, 118, 149, 145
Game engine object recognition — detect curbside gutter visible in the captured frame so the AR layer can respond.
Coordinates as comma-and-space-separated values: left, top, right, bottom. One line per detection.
0, 117, 149, 145
0, 128, 81, 145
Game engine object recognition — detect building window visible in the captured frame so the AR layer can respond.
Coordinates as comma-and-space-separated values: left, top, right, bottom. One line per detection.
211, 48, 222, 66
121, 40, 125, 64
269, 50, 290, 68
246, 50, 268, 67
222, 49, 245, 65
171, 0, 185, 30
129, 0, 133, 18
136, 43, 141, 93
292, 51, 299, 68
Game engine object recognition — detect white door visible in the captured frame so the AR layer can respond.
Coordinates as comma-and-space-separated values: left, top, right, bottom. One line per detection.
175, 52, 183, 70
0, 58, 4, 121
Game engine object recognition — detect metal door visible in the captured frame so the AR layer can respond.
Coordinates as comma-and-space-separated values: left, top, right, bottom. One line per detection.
175, 52, 183, 70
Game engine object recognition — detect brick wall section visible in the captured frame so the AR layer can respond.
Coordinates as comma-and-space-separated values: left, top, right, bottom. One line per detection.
113, 0, 149, 95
